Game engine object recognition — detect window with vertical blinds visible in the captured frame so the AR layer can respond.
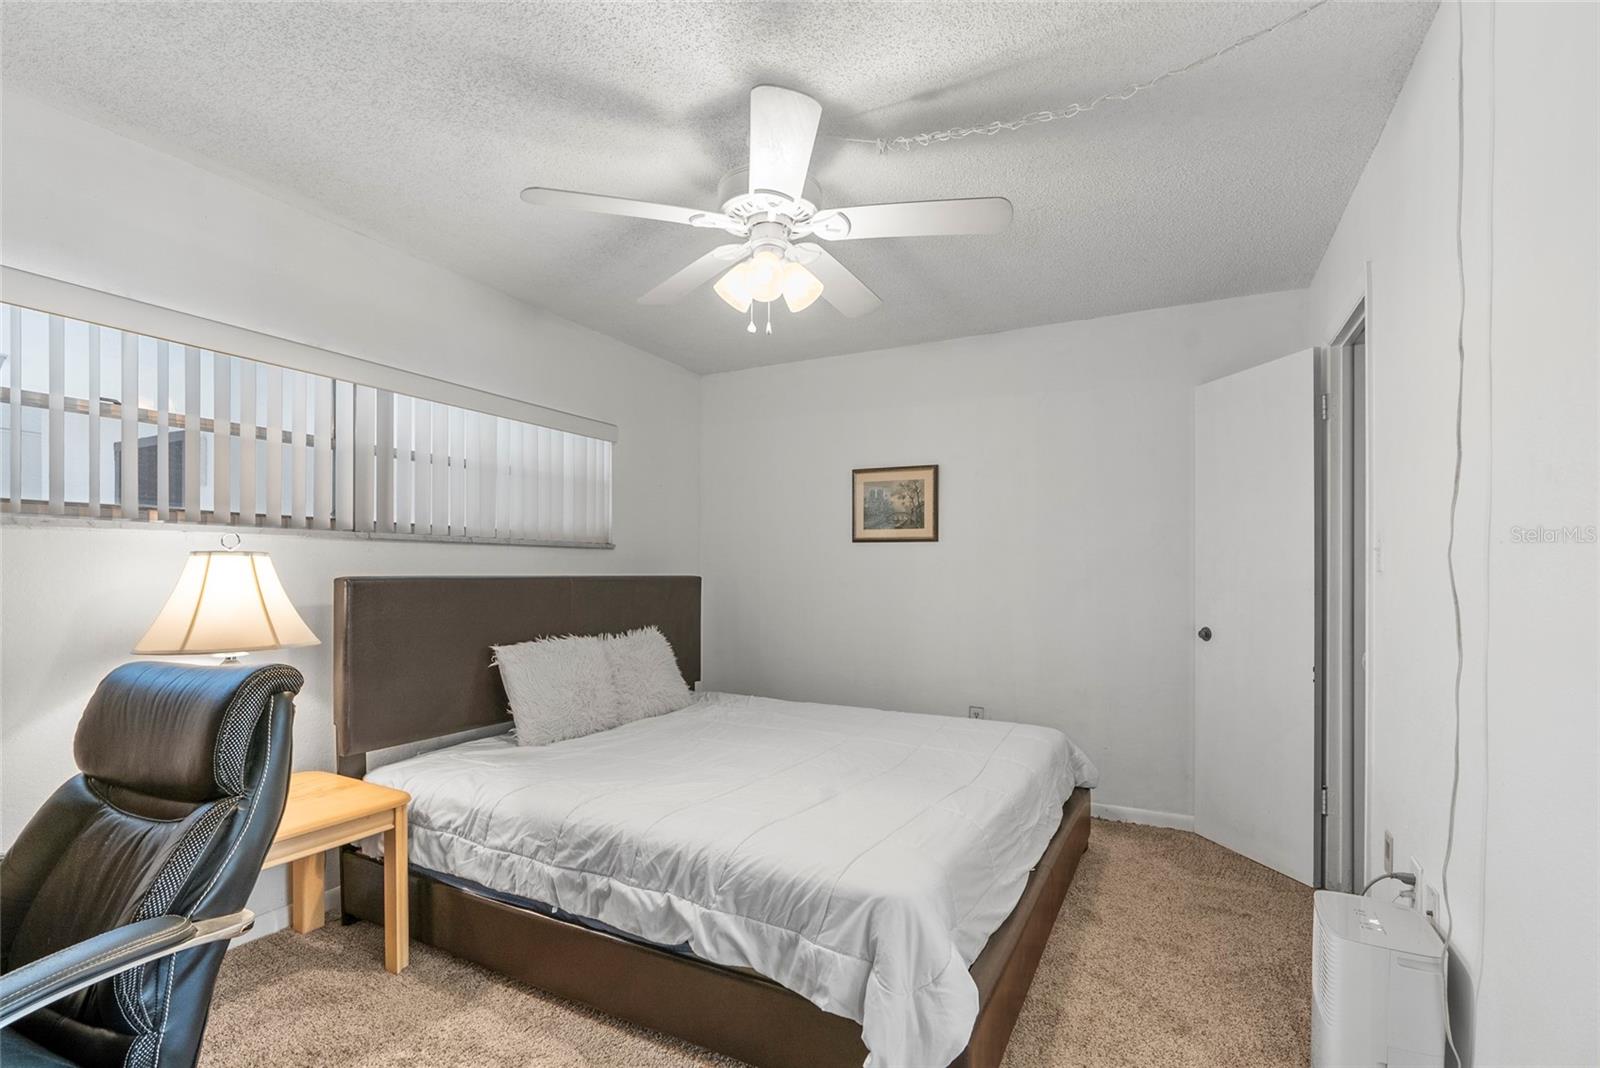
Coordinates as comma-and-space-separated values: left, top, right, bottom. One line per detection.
0, 302, 613, 545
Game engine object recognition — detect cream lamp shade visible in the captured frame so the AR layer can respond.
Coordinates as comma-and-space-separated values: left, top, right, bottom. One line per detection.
134, 548, 319, 657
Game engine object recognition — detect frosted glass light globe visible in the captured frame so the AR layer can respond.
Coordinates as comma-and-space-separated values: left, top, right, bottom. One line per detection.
746, 249, 785, 303
713, 261, 754, 312
781, 262, 824, 313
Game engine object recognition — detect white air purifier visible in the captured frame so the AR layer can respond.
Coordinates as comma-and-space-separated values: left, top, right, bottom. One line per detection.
1311, 889, 1446, 1067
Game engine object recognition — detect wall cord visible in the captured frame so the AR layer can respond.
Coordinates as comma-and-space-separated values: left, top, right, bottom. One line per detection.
1439, 0, 1497, 1062
1362, 871, 1418, 896
1438, 0, 1466, 1059
838, 0, 1330, 153
1474, 0, 1496, 1028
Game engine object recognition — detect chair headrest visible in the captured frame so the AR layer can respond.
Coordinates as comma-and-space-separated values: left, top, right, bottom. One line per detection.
75, 661, 304, 802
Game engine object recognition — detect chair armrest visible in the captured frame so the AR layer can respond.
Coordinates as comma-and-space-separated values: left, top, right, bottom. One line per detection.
0, 910, 252, 1029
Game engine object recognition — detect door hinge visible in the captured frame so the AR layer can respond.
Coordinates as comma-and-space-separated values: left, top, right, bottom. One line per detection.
1319, 393, 1330, 420
1320, 786, 1329, 816
1311, 664, 1317, 683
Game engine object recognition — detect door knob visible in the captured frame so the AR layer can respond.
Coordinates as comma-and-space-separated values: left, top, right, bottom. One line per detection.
1197, 626, 1213, 642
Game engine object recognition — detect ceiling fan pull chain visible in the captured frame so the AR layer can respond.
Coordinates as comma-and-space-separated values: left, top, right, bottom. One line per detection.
746, 304, 757, 334
765, 302, 773, 335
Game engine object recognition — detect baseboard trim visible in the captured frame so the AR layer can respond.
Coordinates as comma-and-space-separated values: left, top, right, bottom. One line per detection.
231, 886, 341, 948
1093, 803, 1195, 831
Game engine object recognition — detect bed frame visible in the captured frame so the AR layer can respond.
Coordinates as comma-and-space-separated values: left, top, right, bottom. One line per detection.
333, 575, 1091, 1068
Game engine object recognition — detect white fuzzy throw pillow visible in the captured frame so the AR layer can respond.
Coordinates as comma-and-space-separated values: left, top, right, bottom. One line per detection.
493, 634, 620, 747
605, 627, 693, 725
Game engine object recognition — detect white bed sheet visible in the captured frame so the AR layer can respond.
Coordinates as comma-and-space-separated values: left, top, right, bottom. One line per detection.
366, 692, 1098, 1068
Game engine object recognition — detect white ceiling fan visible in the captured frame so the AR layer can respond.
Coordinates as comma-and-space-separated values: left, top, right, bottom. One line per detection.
521, 86, 1012, 324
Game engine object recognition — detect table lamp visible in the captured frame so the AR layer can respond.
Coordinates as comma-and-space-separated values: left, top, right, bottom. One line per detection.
134, 535, 320, 662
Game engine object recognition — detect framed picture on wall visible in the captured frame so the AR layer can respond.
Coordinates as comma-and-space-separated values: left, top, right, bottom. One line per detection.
852, 465, 938, 542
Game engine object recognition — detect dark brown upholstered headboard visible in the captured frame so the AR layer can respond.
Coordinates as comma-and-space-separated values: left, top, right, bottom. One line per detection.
333, 576, 701, 776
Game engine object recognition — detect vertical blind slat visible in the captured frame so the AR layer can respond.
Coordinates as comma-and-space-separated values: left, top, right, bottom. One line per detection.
412, 398, 431, 535
336, 381, 355, 531
344, 383, 366, 534
537, 427, 555, 541
183, 347, 201, 519
46, 315, 65, 514
574, 435, 591, 543
447, 406, 465, 535
6, 310, 19, 509
155, 341, 169, 518
87, 326, 102, 514
238, 360, 257, 524
430, 402, 448, 535
550, 429, 562, 542
265, 365, 283, 525
542, 430, 558, 541
493, 418, 507, 538
537, 428, 548, 539
517, 424, 532, 539
576, 436, 586, 542
315, 376, 335, 528
591, 437, 603, 542
495, 418, 511, 539
212, 353, 231, 522
603, 441, 613, 543
291, 372, 308, 526
587, 436, 599, 542
374, 389, 394, 533
483, 415, 498, 538
463, 410, 480, 537
121, 333, 139, 520
593, 439, 604, 541
561, 434, 576, 541
395, 394, 413, 533
519, 424, 532, 539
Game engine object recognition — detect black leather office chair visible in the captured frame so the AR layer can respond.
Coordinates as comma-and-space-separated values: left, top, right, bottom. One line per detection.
0, 661, 302, 1068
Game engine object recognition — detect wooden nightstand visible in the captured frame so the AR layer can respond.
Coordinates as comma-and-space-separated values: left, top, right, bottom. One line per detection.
264, 771, 411, 973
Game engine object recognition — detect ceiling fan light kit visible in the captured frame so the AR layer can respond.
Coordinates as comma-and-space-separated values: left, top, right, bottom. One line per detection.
520, 85, 1013, 333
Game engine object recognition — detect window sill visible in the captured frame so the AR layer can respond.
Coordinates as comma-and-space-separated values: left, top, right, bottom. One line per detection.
0, 510, 614, 550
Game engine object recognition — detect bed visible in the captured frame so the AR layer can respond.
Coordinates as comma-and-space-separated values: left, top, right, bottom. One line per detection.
333, 576, 1095, 1068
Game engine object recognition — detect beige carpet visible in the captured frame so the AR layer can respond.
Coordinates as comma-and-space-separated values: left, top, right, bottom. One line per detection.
202, 820, 1312, 1067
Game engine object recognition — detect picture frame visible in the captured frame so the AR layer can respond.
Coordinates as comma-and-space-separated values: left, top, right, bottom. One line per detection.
852, 465, 938, 543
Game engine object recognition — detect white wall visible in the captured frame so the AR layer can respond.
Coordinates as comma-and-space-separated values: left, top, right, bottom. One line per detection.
700, 290, 1308, 824
1306, 2, 1598, 1063
0, 96, 701, 925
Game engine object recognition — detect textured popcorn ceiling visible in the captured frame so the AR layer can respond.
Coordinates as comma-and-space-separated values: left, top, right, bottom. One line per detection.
1, 2, 1434, 374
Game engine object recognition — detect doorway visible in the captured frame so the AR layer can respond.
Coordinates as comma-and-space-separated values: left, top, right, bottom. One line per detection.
1316, 302, 1368, 891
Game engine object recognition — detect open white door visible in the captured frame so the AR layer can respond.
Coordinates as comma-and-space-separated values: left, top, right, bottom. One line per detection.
1194, 349, 1316, 884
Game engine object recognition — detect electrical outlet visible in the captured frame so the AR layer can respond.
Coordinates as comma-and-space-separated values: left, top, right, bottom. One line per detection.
1421, 883, 1441, 926
1384, 831, 1394, 874
967, 706, 985, 719
1409, 857, 1426, 911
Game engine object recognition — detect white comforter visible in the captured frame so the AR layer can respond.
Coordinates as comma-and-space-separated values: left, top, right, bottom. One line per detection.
366, 693, 1098, 1068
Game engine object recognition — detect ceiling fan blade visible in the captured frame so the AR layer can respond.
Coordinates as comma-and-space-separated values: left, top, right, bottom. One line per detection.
520, 187, 730, 229
809, 197, 1013, 241
637, 245, 748, 305
794, 244, 881, 318
748, 86, 822, 202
